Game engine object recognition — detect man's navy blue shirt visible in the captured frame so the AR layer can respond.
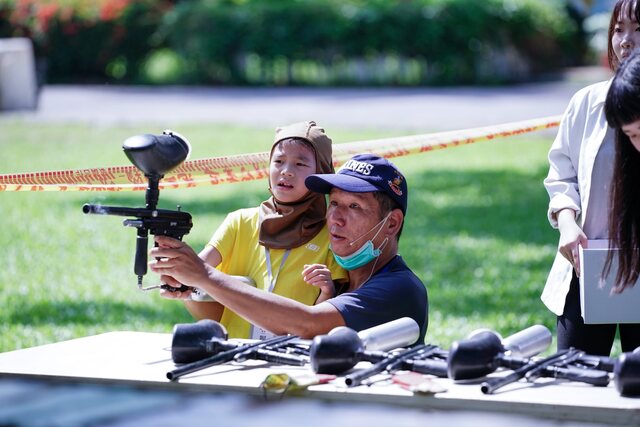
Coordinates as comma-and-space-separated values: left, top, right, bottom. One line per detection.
328, 255, 428, 343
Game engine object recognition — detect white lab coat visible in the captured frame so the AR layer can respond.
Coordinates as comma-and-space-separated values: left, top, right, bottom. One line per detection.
541, 79, 613, 316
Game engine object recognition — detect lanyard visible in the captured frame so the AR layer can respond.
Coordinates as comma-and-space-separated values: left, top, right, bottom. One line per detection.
250, 247, 290, 340
264, 247, 291, 293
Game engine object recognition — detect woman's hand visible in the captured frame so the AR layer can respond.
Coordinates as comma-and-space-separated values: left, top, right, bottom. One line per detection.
557, 209, 588, 277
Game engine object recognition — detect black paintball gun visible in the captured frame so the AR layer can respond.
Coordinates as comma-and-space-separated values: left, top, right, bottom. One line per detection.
343, 343, 441, 388
82, 130, 194, 292
612, 347, 640, 396
173, 317, 421, 371
170, 317, 428, 384
167, 319, 306, 381
310, 317, 449, 386
447, 325, 611, 394
564, 345, 640, 397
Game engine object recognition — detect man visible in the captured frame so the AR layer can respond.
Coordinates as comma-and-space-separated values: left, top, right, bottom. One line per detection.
152, 154, 428, 341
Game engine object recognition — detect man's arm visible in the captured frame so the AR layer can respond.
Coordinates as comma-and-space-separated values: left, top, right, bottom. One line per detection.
197, 270, 345, 337
152, 235, 345, 338
184, 245, 225, 320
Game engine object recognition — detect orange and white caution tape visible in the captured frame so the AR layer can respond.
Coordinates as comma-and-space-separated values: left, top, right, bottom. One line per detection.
0, 115, 560, 192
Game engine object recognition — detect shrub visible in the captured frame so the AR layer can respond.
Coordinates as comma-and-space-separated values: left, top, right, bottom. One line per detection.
1, 0, 171, 83
0, 0, 584, 86
159, 0, 582, 85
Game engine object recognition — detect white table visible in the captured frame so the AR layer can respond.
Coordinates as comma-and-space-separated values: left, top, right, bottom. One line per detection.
0, 331, 638, 426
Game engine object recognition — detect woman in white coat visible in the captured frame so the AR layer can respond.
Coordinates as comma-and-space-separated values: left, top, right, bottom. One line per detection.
543, 0, 640, 356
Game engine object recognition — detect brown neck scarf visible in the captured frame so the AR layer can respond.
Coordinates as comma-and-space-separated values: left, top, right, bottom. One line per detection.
259, 121, 334, 249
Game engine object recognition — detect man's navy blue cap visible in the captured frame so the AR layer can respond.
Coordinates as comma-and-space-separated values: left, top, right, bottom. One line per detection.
305, 154, 408, 214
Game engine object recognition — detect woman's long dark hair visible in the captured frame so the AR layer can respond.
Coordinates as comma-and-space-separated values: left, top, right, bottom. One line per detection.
608, 0, 640, 70
604, 50, 640, 291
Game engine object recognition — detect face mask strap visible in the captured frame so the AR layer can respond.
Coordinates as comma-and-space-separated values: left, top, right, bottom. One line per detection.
377, 237, 389, 254
333, 220, 391, 271
349, 212, 391, 247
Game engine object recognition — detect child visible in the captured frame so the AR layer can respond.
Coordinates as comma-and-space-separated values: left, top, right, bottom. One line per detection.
162, 121, 347, 339
153, 153, 427, 341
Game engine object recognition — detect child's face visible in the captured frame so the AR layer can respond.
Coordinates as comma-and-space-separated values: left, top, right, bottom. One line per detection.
622, 118, 640, 151
612, 7, 640, 63
269, 140, 317, 203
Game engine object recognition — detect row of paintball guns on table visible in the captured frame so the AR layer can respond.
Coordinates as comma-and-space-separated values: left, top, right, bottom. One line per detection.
166, 316, 640, 397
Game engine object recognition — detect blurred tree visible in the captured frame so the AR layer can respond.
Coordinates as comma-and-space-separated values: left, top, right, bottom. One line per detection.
0, 0, 590, 86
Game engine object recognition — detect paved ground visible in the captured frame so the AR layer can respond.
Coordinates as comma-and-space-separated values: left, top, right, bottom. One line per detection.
0, 67, 611, 132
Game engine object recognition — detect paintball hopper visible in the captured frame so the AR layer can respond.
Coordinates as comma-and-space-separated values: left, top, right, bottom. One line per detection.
448, 324, 552, 380
171, 319, 229, 364
614, 348, 640, 396
310, 317, 420, 374
123, 130, 190, 177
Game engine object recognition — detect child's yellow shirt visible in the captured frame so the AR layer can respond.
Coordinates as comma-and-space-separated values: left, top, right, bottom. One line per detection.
208, 207, 347, 338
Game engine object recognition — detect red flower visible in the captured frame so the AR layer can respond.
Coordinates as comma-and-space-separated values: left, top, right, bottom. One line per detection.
36, 3, 58, 33
100, 0, 131, 22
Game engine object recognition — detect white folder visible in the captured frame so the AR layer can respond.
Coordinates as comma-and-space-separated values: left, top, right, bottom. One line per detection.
579, 240, 640, 324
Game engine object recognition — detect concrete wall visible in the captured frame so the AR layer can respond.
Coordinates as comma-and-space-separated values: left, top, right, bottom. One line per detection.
0, 38, 38, 111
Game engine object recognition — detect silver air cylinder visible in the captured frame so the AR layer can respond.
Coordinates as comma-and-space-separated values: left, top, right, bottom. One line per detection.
356, 317, 420, 351
501, 324, 552, 358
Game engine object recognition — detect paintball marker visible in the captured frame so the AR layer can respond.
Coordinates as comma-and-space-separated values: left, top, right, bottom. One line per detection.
82, 130, 193, 292
310, 317, 449, 384
310, 322, 553, 384
447, 324, 552, 381
310, 317, 421, 375
447, 326, 611, 394
343, 343, 441, 387
171, 318, 231, 363
170, 317, 427, 384
613, 348, 640, 396
568, 345, 640, 397
174, 317, 420, 371
167, 319, 307, 381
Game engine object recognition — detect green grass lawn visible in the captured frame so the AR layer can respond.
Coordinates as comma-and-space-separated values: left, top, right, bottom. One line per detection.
0, 120, 577, 354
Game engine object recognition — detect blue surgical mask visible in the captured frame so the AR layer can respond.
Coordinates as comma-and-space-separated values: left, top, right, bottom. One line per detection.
332, 214, 390, 271
333, 239, 384, 270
